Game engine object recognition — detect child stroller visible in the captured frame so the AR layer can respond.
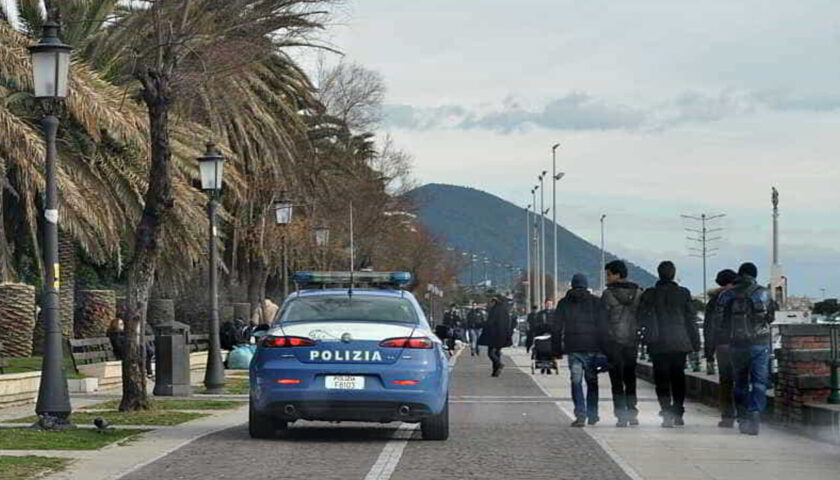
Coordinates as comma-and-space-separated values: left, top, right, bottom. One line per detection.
531, 333, 558, 375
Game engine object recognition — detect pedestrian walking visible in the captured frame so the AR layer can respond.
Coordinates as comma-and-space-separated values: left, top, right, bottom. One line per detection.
703, 268, 738, 428
525, 305, 539, 353
553, 273, 608, 427
639, 261, 701, 428
466, 306, 485, 356
717, 262, 775, 436
479, 297, 514, 377
601, 260, 644, 427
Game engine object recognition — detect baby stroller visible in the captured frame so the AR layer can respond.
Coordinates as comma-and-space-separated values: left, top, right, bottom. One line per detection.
531, 333, 558, 375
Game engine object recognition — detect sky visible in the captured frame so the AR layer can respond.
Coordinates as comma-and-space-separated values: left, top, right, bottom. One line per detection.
316, 0, 840, 299
6, 1, 835, 298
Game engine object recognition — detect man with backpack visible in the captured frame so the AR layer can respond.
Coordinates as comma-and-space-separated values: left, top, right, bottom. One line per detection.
601, 260, 644, 427
554, 273, 608, 427
703, 269, 739, 428
717, 262, 775, 436
640, 261, 701, 428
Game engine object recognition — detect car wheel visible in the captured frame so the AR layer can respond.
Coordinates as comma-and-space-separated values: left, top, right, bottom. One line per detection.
421, 397, 449, 441
249, 400, 287, 439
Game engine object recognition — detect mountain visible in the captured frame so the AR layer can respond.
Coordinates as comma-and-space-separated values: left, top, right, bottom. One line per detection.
406, 183, 657, 289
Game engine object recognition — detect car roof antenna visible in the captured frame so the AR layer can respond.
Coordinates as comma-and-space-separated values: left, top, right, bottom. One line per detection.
348, 202, 354, 300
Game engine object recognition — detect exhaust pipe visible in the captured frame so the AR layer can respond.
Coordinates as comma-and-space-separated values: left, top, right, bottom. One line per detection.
398, 405, 410, 416
284, 404, 297, 416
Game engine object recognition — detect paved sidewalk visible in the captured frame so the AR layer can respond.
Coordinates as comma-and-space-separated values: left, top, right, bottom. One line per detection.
508, 347, 840, 480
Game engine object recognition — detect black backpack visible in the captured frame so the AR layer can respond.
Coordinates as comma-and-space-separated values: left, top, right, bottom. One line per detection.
725, 284, 768, 343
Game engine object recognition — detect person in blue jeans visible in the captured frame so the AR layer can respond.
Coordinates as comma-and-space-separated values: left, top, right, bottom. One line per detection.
553, 273, 608, 427
717, 262, 775, 436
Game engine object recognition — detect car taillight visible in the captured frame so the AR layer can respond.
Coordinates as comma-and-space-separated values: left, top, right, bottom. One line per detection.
379, 337, 433, 349
261, 336, 315, 348
391, 380, 420, 386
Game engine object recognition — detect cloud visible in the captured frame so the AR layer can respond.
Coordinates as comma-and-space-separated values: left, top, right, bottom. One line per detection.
382, 89, 840, 133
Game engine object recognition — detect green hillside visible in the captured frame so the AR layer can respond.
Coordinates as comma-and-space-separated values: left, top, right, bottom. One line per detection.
406, 183, 657, 289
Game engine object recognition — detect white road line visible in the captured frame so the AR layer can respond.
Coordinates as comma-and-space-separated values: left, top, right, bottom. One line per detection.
516, 357, 645, 480
363, 423, 419, 480
363, 345, 463, 480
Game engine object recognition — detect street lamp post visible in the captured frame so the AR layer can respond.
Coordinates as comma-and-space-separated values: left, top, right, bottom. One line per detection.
600, 214, 606, 293
274, 196, 294, 298
531, 187, 539, 307
551, 144, 560, 301
539, 171, 547, 304
525, 205, 532, 309
198, 143, 226, 394
30, 21, 73, 424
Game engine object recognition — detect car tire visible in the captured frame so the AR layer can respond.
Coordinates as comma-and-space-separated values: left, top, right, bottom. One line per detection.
421, 397, 449, 441
249, 401, 287, 439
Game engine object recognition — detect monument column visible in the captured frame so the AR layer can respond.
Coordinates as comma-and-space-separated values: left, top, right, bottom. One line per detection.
770, 187, 787, 308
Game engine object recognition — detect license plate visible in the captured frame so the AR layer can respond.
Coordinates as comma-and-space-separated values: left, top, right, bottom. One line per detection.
325, 375, 365, 390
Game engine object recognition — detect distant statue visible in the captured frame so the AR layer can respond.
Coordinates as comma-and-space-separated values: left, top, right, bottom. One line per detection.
772, 187, 779, 211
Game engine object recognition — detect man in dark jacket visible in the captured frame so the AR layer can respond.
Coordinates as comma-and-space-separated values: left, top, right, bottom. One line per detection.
466, 307, 485, 356
640, 261, 701, 428
554, 273, 608, 427
703, 269, 738, 428
480, 297, 514, 377
717, 262, 775, 436
601, 260, 643, 427
525, 305, 539, 353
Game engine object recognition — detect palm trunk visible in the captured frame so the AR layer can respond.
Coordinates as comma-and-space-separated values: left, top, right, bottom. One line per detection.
0, 158, 13, 282
246, 256, 266, 322
120, 72, 174, 412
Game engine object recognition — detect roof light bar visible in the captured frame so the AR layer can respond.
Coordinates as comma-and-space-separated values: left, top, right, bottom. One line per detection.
293, 271, 412, 288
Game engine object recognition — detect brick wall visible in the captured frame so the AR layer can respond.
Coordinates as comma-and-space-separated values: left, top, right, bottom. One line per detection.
774, 324, 834, 424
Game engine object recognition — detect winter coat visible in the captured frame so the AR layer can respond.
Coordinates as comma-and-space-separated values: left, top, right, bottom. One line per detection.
552, 288, 608, 355
478, 303, 513, 348
717, 276, 775, 345
601, 281, 643, 347
466, 309, 486, 329
702, 287, 728, 358
639, 280, 701, 355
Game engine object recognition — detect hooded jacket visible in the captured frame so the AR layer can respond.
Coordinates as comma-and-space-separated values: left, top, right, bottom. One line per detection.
702, 287, 729, 357
601, 281, 643, 347
639, 280, 700, 355
553, 287, 607, 354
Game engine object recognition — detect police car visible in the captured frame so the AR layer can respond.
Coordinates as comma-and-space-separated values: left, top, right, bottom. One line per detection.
249, 271, 450, 440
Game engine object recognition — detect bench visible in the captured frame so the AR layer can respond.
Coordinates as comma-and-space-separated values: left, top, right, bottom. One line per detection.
188, 334, 210, 353
66, 335, 154, 373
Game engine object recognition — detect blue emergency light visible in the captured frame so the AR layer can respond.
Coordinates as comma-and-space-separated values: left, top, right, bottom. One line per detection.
292, 271, 412, 288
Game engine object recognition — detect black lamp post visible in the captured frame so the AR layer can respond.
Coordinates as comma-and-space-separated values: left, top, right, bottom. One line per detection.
198, 142, 226, 394
30, 21, 73, 424
274, 196, 293, 297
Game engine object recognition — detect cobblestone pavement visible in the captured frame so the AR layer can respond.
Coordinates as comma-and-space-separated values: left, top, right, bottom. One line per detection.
122, 350, 631, 480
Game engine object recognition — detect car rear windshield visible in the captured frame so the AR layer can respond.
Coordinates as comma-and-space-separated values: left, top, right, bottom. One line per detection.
276, 295, 419, 325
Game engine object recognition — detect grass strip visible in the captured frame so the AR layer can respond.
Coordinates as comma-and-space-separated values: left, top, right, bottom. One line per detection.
199, 376, 249, 395
0, 428, 145, 451
84, 399, 244, 411
10, 410, 208, 427
0, 456, 70, 480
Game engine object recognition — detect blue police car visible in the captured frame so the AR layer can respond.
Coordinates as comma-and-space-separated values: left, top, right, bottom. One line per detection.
249, 271, 450, 440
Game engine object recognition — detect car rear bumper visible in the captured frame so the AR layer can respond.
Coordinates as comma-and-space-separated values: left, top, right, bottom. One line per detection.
252, 380, 447, 423
257, 399, 435, 423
